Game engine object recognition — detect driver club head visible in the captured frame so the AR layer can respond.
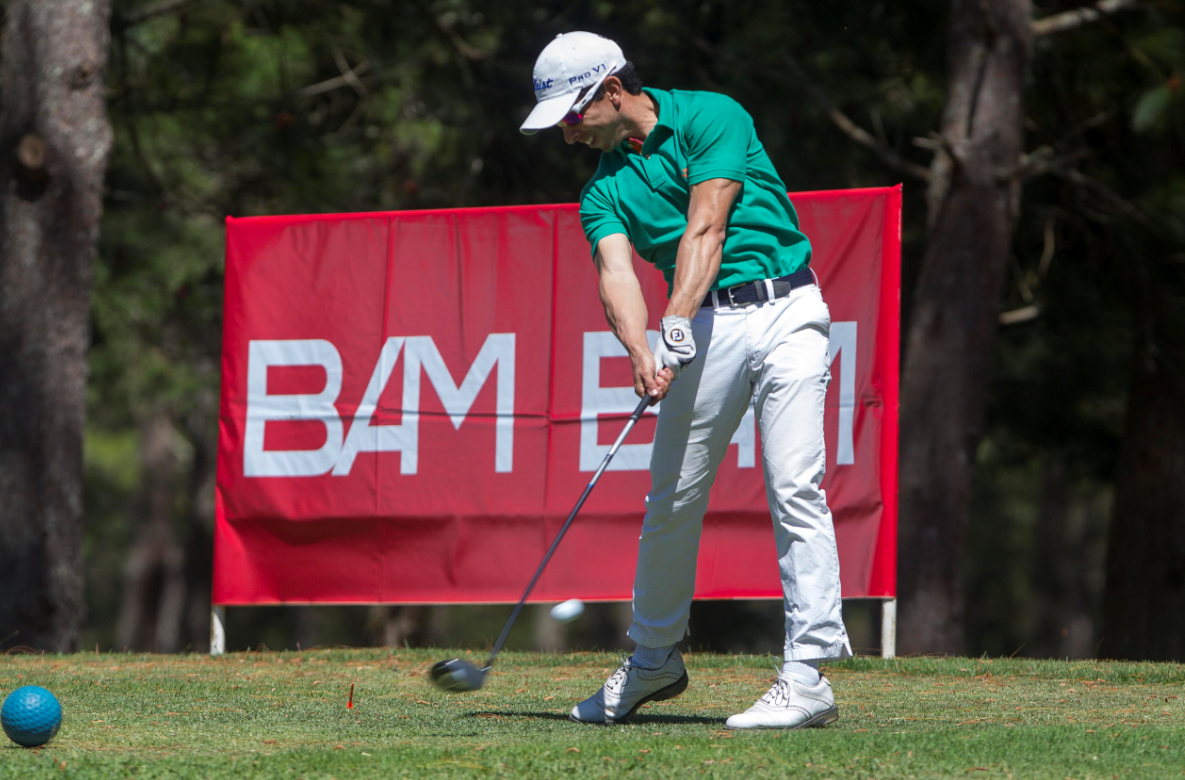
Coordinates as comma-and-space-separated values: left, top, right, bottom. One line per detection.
429, 658, 486, 693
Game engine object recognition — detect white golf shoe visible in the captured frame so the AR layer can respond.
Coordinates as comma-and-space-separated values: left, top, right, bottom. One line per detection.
570, 651, 689, 724
724, 674, 839, 730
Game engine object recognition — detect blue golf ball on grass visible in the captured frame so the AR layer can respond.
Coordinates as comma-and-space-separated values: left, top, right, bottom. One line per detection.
2, 686, 62, 747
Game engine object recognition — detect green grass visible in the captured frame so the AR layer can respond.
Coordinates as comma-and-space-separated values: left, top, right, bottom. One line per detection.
1, 650, 1184, 778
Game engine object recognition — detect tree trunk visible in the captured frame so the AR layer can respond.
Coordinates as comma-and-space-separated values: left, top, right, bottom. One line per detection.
1100, 253, 1185, 661
367, 605, 442, 648
1031, 454, 1070, 657
898, 0, 1031, 655
115, 415, 187, 653
532, 605, 566, 653
0, 0, 113, 652
183, 413, 218, 653
1031, 455, 1103, 659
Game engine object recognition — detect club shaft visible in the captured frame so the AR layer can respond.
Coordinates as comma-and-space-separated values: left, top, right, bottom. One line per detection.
483, 394, 653, 670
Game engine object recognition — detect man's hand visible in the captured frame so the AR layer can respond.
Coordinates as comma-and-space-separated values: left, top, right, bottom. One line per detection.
631, 348, 674, 405
653, 315, 697, 379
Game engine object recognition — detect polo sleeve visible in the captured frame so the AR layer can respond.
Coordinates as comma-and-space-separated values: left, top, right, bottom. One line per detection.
579, 177, 628, 258
682, 95, 752, 186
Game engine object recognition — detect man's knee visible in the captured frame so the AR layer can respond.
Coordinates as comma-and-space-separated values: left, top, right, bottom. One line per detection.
642, 486, 711, 533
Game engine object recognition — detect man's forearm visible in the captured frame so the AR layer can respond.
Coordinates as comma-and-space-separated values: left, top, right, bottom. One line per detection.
594, 234, 671, 402
665, 228, 726, 319
664, 178, 739, 319
599, 269, 651, 360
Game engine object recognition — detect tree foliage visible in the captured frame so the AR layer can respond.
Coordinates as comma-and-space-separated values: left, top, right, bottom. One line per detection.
65, 0, 1185, 656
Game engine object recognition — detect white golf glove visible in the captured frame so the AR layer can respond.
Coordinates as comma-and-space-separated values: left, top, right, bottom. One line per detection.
653, 316, 697, 379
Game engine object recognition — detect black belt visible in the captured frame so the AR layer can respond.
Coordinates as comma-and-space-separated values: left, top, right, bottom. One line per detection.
702, 268, 815, 308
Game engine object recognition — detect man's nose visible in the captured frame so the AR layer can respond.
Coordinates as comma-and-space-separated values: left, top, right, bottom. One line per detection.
562, 124, 579, 144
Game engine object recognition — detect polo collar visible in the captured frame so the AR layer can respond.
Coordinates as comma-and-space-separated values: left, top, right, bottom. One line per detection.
613, 88, 673, 158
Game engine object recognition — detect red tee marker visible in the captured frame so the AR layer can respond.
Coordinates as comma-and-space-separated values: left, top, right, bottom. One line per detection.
347, 683, 355, 709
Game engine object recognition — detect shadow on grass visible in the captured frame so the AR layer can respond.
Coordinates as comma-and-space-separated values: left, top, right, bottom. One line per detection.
467, 711, 724, 726
630, 714, 725, 726
467, 710, 570, 722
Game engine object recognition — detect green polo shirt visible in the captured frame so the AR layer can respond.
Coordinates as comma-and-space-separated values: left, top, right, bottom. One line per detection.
579, 88, 812, 295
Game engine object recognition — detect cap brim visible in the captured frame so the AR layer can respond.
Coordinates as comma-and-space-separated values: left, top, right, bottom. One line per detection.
520, 92, 580, 135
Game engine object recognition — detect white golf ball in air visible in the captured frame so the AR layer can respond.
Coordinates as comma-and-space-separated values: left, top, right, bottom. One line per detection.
550, 599, 585, 623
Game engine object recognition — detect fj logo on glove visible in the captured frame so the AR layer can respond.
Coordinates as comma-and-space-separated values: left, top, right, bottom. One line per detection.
654, 316, 697, 378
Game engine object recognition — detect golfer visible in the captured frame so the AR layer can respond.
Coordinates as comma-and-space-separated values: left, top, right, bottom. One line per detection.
522, 32, 851, 729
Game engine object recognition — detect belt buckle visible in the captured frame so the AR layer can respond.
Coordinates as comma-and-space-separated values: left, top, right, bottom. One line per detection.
726, 285, 751, 308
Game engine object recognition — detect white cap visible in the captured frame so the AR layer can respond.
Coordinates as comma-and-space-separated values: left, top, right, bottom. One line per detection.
520, 32, 625, 134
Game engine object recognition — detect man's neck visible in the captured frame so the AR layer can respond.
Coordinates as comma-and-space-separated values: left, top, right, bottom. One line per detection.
620, 91, 659, 142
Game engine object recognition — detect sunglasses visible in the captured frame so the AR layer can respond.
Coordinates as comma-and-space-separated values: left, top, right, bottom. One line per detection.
557, 84, 600, 127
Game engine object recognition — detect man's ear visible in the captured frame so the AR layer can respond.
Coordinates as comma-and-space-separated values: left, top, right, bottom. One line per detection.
603, 76, 624, 107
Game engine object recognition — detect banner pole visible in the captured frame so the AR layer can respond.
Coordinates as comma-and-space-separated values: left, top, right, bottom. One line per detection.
880, 599, 897, 658
211, 606, 226, 656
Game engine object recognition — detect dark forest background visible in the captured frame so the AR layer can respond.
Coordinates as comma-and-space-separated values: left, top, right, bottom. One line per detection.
1, 0, 1182, 661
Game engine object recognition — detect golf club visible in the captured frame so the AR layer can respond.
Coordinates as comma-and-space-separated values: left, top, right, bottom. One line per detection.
430, 393, 654, 693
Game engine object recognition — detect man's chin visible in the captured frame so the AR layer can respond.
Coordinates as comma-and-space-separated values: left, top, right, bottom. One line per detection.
584, 132, 620, 153
601, 135, 624, 153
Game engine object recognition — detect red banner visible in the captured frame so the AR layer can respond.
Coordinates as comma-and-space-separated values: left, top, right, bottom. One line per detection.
214, 186, 900, 605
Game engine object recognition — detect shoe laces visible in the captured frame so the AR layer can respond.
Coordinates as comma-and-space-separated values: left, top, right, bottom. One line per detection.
759, 677, 794, 708
605, 655, 633, 695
